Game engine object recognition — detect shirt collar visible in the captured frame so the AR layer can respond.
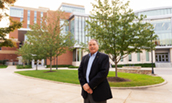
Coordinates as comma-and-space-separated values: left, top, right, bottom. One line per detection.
89, 51, 98, 57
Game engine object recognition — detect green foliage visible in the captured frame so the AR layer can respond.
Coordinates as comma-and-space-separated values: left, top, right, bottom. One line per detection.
20, 10, 74, 71
112, 63, 155, 67
86, 0, 158, 77
45, 65, 79, 68
68, 65, 79, 68
0, 65, 7, 68
16, 65, 32, 69
0, 60, 8, 65
17, 43, 33, 63
15, 70, 164, 87
0, 0, 22, 47
46, 65, 72, 68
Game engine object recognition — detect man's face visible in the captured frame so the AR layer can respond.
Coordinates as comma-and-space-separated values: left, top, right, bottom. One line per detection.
88, 40, 99, 55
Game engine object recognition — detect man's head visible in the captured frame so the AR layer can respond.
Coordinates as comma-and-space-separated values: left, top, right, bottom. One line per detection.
88, 39, 99, 55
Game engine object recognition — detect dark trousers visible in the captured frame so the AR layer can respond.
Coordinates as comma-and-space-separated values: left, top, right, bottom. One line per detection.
84, 94, 107, 103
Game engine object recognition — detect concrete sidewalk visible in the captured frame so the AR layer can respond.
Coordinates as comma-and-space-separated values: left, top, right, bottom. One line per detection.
0, 66, 172, 103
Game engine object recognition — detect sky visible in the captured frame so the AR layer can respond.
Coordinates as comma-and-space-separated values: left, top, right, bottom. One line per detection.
14, 0, 172, 14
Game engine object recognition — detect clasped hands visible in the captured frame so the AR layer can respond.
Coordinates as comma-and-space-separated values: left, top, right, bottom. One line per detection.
83, 83, 93, 94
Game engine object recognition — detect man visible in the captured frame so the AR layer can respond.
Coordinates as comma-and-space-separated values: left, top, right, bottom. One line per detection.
78, 39, 112, 103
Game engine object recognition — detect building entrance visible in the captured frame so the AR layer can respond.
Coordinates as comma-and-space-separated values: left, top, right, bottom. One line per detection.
156, 53, 169, 62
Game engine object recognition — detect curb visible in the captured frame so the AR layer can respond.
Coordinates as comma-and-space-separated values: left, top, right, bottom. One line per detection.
111, 79, 167, 89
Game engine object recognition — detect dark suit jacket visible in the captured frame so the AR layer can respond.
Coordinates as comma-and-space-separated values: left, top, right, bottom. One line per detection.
78, 52, 112, 102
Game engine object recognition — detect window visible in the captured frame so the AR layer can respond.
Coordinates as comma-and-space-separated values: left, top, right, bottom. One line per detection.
34, 11, 37, 23
146, 51, 149, 61
128, 54, 132, 61
60, 19, 69, 35
27, 10, 30, 28
10, 7, 23, 17
137, 53, 140, 61
40, 12, 43, 26
121, 56, 123, 62
60, 5, 85, 13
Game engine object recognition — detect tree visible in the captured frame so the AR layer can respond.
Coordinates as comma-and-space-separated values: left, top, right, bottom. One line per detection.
0, 0, 22, 47
17, 43, 32, 67
86, 0, 157, 77
25, 10, 74, 71
17, 41, 44, 70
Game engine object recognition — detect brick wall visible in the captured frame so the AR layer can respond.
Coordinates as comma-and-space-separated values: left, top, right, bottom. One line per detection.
46, 49, 73, 65
0, 54, 18, 62
23, 10, 27, 28
9, 17, 20, 39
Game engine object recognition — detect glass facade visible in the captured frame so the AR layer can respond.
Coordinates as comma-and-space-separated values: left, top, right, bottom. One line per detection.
137, 53, 140, 61
120, 56, 123, 62
146, 51, 149, 61
137, 8, 172, 17
40, 12, 43, 26
10, 7, 23, 18
70, 15, 90, 45
136, 8, 172, 46
60, 19, 69, 35
73, 48, 82, 61
60, 5, 85, 13
128, 54, 132, 61
34, 11, 37, 24
151, 19, 172, 46
27, 10, 30, 28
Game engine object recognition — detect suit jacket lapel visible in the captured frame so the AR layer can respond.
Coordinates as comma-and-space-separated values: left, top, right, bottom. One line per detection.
84, 54, 90, 75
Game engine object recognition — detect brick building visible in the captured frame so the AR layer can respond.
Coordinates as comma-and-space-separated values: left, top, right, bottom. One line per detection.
1, 3, 172, 67
0, 3, 83, 66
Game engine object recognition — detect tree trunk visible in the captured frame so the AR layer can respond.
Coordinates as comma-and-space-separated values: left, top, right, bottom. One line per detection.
36, 60, 38, 70
56, 56, 58, 70
50, 57, 52, 72
23, 61, 25, 67
115, 62, 118, 77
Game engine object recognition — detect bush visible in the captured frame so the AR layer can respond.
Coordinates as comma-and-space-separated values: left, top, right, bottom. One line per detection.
68, 66, 79, 68
0, 60, 8, 65
46, 65, 72, 68
16, 65, 32, 69
112, 63, 155, 68
0, 65, 7, 68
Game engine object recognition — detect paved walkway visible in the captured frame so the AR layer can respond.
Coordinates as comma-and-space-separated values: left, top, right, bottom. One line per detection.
0, 66, 172, 103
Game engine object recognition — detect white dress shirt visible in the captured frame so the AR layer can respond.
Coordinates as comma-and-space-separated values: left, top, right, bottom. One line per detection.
86, 52, 97, 83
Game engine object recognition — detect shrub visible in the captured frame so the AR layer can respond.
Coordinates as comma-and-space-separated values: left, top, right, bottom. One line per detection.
68, 66, 79, 68
0, 65, 7, 68
46, 65, 72, 68
16, 65, 32, 69
0, 60, 8, 65
112, 63, 155, 68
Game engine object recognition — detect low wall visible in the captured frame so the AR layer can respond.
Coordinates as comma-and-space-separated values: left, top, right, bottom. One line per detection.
122, 66, 141, 69
117, 68, 152, 75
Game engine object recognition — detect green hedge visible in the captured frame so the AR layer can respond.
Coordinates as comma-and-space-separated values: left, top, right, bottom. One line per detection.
46, 65, 79, 68
16, 65, 32, 69
112, 63, 155, 68
0, 65, 7, 68
46, 65, 72, 68
0, 60, 8, 65
68, 66, 79, 68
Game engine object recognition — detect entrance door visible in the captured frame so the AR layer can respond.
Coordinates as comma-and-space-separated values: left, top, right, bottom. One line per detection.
156, 53, 169, 62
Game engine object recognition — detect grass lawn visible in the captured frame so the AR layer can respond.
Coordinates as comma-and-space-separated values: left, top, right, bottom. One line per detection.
15, 70, 165, 87
0, 65, 7, 69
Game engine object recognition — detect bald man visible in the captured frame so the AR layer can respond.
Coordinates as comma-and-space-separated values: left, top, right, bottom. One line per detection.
78, 39, 112, 103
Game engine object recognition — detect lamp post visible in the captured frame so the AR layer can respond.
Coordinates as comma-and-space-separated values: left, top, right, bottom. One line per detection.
151, 35, 154, 74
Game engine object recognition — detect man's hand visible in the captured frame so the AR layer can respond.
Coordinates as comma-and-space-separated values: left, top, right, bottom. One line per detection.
83, 83, 93, 94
